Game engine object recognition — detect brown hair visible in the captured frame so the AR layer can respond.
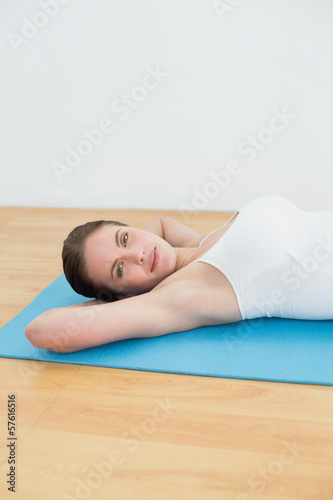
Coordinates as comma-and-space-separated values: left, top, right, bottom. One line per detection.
62, 220, 128, 301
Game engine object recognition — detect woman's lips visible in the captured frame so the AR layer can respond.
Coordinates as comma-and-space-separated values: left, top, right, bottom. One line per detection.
151, 247, 159, 272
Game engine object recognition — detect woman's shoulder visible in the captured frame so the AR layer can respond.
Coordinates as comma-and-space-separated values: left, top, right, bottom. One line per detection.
151, 258, 242, 322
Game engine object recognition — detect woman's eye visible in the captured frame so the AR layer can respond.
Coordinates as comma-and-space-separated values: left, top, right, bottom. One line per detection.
122, 233, 128, 246
117, 262, 123, 277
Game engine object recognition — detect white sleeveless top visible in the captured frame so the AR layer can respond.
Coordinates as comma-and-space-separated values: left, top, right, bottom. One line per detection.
194, 195, 333, 321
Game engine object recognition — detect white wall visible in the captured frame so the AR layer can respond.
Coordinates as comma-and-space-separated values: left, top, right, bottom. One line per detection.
1, 0, 333, 212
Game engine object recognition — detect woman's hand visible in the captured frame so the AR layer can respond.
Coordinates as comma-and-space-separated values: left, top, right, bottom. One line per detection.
142, 217, 202, 247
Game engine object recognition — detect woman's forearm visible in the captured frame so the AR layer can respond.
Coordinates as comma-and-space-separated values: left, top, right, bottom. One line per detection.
25, 293, 155, 353
24, 284, 205, 353
64, 299, 106, 308
24, 301, 111, 353
143, 216, 201, 247
141, 217, 164, 238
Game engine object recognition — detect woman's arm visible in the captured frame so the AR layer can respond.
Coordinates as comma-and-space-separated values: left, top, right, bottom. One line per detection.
142, 217, 202, 247
61, 299, 106, 308
24, 282, 206, 354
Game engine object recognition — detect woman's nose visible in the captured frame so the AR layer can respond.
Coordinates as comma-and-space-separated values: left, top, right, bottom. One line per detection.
128, 249, 145, 264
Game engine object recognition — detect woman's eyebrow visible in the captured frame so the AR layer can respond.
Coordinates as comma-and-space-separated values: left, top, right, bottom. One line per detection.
110, 229, 121, 280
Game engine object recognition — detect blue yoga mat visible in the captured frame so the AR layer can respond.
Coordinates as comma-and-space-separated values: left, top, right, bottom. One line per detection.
0, 274, 332, 386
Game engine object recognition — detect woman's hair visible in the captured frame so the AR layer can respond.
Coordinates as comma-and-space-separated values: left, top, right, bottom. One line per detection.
62, 220, 128, 301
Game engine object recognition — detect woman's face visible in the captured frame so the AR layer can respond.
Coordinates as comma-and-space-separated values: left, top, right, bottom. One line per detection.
84, 224, 177, 297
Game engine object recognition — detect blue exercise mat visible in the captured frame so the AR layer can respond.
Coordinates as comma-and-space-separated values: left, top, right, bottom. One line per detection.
0, 274, 332, 386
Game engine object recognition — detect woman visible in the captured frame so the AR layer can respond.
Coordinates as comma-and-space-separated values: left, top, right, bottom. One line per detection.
25, 195, 333, 353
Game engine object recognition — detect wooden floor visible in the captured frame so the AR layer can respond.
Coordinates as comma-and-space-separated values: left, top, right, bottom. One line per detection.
0, 206, 332, 500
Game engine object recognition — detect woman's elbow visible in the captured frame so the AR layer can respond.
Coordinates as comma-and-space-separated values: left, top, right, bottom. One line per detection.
25, 318, 47, 349
24, 312, 70, 353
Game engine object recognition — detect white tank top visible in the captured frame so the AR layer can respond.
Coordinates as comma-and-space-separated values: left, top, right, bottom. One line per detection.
194, 195, 333, 321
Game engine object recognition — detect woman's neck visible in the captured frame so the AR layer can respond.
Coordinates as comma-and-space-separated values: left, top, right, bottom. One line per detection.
173, 246, 203, 271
